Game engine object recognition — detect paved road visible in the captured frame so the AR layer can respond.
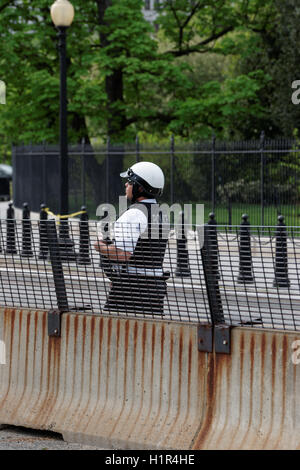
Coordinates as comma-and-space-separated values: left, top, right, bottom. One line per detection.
0, 255, 299, 329
0, 425, 100, 450
0, 208, 299, 329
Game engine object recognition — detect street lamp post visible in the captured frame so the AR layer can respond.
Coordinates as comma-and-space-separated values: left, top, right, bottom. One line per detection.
50, 0, 75, 260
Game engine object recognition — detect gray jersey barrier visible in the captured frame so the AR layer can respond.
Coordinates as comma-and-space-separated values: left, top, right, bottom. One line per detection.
0, 307, 299, 449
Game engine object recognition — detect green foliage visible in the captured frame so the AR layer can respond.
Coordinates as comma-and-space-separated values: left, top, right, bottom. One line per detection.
0, 0, 291, 154
168, 71, 270, 138
233, 0, 300, 138
0, 0, 98, 145
156, 0, 239, 54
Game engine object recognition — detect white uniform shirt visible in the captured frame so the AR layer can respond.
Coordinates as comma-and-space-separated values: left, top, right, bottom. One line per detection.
113, 199, 164, 277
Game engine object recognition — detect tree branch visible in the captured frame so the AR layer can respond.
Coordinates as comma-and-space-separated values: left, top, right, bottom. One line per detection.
0, 0, 15, 14
164, 25, 235, 57
166, 0, 207, 52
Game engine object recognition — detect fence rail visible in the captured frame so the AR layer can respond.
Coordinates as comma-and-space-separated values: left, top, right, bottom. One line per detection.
0, 206, 299, 332
12, 134, 300, 225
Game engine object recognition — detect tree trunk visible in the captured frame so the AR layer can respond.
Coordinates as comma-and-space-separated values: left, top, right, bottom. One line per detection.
95, 0, 127, 204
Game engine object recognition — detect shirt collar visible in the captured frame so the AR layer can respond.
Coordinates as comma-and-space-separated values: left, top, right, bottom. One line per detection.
138, 198, 157, 203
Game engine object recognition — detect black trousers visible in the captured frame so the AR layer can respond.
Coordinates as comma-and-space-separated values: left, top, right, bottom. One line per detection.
103, 272, 167, 315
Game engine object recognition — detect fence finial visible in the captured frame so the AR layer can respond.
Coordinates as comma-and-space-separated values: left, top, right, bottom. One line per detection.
260, 130, 265, 149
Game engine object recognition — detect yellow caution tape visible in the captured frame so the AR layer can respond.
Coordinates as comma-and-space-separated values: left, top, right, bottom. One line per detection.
43, 207, 86, 222
43, 208, 56, 218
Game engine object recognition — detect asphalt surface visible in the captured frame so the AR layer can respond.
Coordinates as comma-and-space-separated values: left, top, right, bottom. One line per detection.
0, 242, 299, 328
0, 207, 299, 328
0, 425, 100, 450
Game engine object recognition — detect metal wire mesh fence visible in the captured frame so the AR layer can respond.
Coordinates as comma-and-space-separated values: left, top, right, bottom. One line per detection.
0, 212, 300, 331
0, 217, 210, 323
12, 135, 300, 226
208, 223, 300, 331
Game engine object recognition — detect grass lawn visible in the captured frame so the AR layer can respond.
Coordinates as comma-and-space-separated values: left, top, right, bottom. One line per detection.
70, 196, 300, 230
202, 203, 300, 227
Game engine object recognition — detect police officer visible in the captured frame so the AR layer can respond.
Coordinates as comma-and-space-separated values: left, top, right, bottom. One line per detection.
94, 161, 169, 315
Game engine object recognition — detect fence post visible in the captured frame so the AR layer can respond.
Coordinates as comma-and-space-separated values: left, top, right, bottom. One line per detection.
21, 202, 33, 258
175, 211, 191, 277
237, 214, 254, 284
46, 219, 69, 311
260, 131, 265, 226
38, 203, 48, 260
6, 202, 17, 254
211, 133, 216, 214
77, 206, 91, 265
106, 137, 110, 203
170, 135, 175, 206
200, 220, 224, 324
135, 135, 140, 163
273, 215, 290, 288
11, 145, 16, 207
207, 212, 219, 280
81, 137, 86, 207
42, 141, 47, 205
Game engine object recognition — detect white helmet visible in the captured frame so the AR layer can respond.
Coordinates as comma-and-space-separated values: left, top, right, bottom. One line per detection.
120, 161, 165, 197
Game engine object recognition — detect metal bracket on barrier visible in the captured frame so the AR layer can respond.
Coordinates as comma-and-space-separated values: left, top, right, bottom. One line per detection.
48, 306, 93, 337
48, 309, 62, 337
198, 324, 232, 354
198, 324, 213, 352
214, 324, 231, 354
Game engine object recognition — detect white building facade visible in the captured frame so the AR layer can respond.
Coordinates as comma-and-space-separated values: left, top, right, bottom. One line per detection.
142, 0, 160, 23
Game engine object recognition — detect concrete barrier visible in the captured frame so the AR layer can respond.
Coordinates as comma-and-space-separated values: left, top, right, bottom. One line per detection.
0, 307, 299, 449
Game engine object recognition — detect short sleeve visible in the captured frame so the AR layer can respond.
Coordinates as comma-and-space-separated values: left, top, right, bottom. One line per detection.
114, 208, 148, 253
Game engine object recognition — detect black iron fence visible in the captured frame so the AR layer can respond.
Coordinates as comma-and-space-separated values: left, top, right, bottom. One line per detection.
0, 204, 300, 332
12, 133, 300, 225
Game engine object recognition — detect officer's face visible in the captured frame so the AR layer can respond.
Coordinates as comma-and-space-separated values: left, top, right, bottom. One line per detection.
125, 181, 133, 201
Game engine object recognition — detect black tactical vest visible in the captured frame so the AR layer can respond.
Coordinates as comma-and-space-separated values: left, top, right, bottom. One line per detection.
127, 202, 169, 272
